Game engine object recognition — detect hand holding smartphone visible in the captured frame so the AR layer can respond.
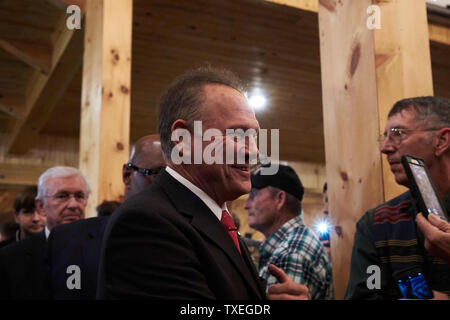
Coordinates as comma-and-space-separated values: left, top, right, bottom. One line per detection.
401, 155, 449, 222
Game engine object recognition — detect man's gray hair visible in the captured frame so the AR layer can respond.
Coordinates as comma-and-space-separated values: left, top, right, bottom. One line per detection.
36, 166, 91, 202
157, 64, 246, 159
388, 96, 450, 128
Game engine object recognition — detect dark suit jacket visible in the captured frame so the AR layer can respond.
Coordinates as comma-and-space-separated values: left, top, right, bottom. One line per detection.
47, 216, 110, 300
0, 230, 49, 299
97, 170, 265, 299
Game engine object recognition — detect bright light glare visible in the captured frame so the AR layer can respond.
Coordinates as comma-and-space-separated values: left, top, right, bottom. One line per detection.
315, 219, 331, 235
248, 94, 266, 110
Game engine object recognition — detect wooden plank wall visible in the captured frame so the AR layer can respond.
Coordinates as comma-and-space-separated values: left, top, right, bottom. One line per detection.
0, 134, 78, 186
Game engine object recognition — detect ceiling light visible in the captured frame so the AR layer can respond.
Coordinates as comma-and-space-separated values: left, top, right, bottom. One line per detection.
248, 94, 267, 110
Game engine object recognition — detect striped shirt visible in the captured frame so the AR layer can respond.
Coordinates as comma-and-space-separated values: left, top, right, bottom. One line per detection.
345, 191, 450, 299
258, 215, 334, 300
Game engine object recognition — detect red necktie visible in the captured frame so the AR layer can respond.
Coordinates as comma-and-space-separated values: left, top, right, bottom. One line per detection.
221, 210, 241, 254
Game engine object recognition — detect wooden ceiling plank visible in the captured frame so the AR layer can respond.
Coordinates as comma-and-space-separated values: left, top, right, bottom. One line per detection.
0, 163, 50, 186
264, 0, 318, 13
0, 93, 26, 120
46, 0, 86, 12
0, 39, 52, 74
6, 29, 83, 154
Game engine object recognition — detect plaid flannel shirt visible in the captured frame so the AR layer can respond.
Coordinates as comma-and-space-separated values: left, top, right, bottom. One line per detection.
258, 215, 334, 300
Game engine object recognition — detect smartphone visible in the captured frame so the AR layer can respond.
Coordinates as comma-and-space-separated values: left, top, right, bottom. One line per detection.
397, 272, 433, 299
401, 155, 449, 222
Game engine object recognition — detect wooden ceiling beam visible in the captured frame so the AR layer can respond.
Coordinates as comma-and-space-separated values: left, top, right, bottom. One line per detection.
6, 29, 83, 154
0, 39, 52, 74
4, 6, 85, 153
0, 8, 82, 127
0, 1, 83, 74
429, 23, 450, 45
0, 93, 26, 120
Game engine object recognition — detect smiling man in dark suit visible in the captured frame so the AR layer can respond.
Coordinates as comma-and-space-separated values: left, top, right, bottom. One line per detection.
97, 66, 309, 300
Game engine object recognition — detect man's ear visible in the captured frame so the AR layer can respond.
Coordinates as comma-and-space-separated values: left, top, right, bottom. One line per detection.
170, 119, 191, 159
122, 163, 131, 186
35, 199, 46, 217
275, 191, 286, 211
434, 128, 450, 157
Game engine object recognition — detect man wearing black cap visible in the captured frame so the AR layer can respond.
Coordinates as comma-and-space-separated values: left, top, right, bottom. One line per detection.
244, 164, 333, 299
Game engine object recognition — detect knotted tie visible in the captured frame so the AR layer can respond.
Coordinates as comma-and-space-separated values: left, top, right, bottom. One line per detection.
221, 210, 241, 254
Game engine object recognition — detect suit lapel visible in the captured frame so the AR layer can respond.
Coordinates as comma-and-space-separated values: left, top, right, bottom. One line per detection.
156, 171, 263, 298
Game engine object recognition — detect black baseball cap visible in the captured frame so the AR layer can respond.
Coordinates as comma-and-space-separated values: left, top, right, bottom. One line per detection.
250, 164, 304, 201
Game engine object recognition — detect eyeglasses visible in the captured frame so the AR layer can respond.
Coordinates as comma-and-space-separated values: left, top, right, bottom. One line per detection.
127, 163, 163, 176
225, 130, 258, 142
378, 127, 439, 147
45, 191, 87, 204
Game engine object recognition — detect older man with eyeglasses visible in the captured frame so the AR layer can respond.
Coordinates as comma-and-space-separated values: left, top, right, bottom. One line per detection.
0, 166, 90, 299
345, 96, 450, 300
35, 167, 90, 233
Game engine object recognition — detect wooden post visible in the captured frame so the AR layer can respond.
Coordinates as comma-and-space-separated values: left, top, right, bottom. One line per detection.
80, 0, 133, 217
374, 0, 433, 201
319, 0, 434, 299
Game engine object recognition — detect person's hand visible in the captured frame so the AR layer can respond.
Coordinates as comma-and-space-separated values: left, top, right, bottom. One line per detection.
399, 290, 449, 300
416, 213, 450, 265
266, 264, 309, 300
432, 290, 450, 300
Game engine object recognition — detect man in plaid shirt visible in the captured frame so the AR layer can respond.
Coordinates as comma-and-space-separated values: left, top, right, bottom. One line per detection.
244, 164, 333, 300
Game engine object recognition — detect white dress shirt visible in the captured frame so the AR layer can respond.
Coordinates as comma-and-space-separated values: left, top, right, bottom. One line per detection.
165, 166, 228, 221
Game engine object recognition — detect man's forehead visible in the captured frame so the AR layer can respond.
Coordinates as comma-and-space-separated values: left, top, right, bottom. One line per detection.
135, 151, 165, 168
386, 109, 418, 129
202, 84, 247, 107
45, 175, 86, 191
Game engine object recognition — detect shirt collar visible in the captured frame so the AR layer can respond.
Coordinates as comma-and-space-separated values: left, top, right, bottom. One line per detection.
45, 226, 50, 240
165, 167, 228, 220
260, 215, 303, 256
